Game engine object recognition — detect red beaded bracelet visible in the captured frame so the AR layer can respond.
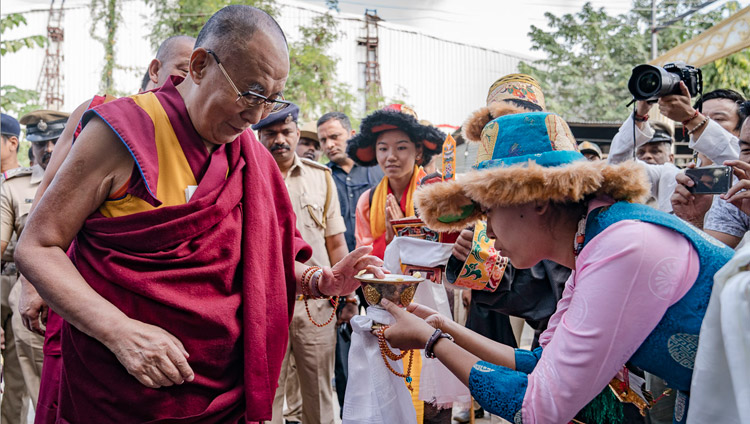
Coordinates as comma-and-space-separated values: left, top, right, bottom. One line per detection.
681, 110, 700, 126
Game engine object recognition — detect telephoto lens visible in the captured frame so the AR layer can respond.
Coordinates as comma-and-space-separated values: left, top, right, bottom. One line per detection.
628, 64, 681, 101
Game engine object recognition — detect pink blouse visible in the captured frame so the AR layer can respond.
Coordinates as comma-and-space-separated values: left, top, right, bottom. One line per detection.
522, 202, 700, 423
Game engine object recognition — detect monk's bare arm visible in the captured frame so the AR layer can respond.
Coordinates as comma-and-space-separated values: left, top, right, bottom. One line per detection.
16, 116, 194, 388
17, 99, 90, 335
17, 116, 130, 337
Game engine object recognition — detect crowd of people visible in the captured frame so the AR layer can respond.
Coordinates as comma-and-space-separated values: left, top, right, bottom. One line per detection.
0, 4, 749, 424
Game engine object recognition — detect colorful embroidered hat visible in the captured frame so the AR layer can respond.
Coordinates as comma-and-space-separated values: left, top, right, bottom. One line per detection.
347, 106, 446, 167
415, 112, 650, 232
464, 74, 547, 144
486, 74, 545, 109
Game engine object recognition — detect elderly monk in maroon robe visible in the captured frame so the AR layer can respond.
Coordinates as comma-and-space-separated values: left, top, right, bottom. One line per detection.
15, 34, 197, 424
15, 6, 382, 423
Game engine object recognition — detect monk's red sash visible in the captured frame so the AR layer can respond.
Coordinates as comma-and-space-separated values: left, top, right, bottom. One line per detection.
57, 77, 310, 423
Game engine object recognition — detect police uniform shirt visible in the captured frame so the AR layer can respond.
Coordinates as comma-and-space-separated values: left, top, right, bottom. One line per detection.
283, 155, 346, 268
1, 165, 43, 248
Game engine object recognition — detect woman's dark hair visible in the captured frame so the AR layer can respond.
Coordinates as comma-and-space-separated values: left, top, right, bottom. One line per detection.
543, 195, 596, 235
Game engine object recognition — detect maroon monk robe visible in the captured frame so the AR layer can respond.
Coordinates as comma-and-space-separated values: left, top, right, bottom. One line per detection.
56, 78, 311, 423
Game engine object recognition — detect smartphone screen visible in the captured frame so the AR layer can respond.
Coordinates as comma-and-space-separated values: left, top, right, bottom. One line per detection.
685, 166, 732, 194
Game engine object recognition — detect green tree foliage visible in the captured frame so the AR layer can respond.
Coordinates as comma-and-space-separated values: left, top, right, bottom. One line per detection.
285, 12, 356, 123
520, 1, 749, 121
0, 13, 45, 117
702, 50, 750, 98
519, 3, 649, 121
143, 0, 356, 123
143, 0, 278, 50
90, 0, 122, 94
0, 14, 47, 55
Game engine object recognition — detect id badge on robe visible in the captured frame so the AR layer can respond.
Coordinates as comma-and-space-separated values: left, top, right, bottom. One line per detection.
185, 185, 198, 202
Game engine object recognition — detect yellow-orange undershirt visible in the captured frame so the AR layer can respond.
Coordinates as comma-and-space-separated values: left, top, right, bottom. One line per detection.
99, 92, 197, 218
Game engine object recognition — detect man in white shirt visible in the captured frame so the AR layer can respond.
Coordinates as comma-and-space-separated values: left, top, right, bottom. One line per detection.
609, 85, 744, 213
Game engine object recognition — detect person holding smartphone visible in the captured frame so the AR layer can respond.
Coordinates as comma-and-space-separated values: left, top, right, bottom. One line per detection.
673, 102, 750, 248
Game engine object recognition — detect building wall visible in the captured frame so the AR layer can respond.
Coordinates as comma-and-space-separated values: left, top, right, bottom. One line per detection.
2, 0, 529, 126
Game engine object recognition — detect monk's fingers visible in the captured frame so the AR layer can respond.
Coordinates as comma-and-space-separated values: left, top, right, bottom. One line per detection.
356, 254, 384, 268
158, 349, 188, 385
364, 264, 387, 279
134, 373, 159, 389
147, 364, 175, 388
340, 246, 373, 267
165, 342, 195, 382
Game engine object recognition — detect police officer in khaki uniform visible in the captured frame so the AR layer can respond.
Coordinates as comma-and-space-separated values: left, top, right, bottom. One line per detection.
1, 110, 68, 415
254, 104, 349, 424
1, 112, 30, 424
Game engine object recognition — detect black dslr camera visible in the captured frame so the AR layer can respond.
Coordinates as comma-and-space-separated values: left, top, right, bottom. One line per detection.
628, 61, 702, 101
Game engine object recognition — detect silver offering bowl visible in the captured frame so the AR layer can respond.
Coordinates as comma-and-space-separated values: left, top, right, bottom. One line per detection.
354, 273, 425, 309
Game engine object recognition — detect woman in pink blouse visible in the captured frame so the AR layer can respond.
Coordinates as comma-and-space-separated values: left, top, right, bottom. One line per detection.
381, 111, 734, 424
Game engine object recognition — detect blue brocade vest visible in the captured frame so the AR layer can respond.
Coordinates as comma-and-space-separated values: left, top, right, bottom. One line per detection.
584, 201, 734, 391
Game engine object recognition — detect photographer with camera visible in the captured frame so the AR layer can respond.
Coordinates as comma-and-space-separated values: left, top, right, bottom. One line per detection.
609, 61, 744, 215
672, 101, 750, 248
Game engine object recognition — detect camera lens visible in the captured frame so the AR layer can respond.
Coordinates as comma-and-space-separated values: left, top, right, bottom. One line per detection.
628, 64, 665, 100
637, 71, 660, 95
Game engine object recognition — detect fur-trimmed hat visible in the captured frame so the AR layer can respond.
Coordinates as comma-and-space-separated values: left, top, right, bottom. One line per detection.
347, 108, 446, 167
415, 112, 650, 232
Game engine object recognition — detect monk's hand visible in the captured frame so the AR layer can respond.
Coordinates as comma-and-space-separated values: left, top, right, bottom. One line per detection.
107, 319, 195, 389
380, 299, 435, 351
18, 275, 48, 335
319, 245, 386, 296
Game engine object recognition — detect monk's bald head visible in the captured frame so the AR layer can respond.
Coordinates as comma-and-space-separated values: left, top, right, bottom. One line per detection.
195, 5, 287, 57
179, 5, 290, 146
144, 35, 195, 91
156, 35, 196, 64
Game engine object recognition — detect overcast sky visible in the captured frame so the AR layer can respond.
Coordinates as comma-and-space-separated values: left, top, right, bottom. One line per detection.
299, 0, 747, 58
4, 0, 746, 59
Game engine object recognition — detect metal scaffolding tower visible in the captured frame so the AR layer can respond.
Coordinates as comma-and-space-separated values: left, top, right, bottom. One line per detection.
36, 0, 65, 110
358, 9, 382, 111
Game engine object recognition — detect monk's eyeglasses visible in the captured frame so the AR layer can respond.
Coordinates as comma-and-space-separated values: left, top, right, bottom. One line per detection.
205, 49, 290, 113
